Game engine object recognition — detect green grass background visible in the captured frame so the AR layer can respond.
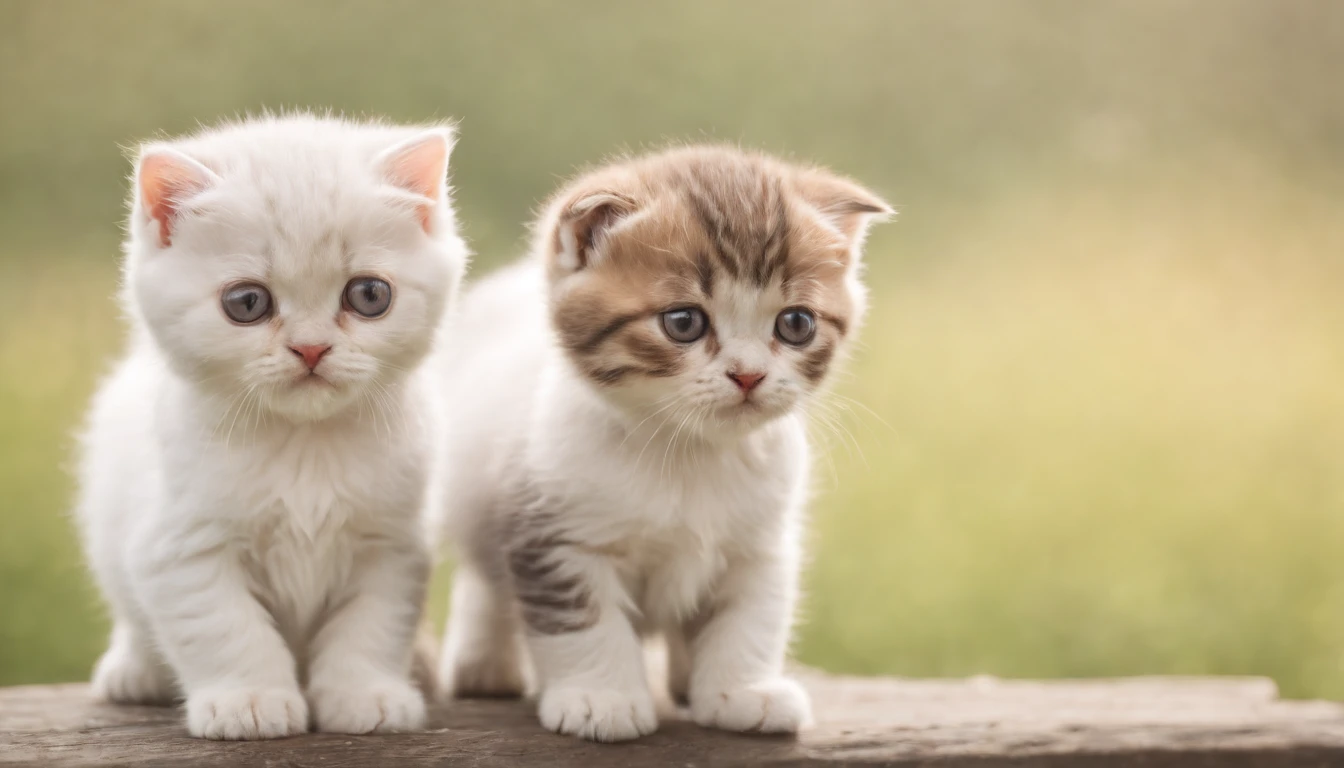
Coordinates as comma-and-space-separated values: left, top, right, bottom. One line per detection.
3, 0, 1344, 697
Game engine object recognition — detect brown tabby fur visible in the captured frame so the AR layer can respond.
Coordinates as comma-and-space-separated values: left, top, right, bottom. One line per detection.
538, 145, 890, 392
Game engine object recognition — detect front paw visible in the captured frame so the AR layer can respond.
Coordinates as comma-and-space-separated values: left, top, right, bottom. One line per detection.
309, 677, 426, 734
538, 685, 658, 742
691, 677, 812, 734
91, 645, 176, 705
186, 687, 308, 740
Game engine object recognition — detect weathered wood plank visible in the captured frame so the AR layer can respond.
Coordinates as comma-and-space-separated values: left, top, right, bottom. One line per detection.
4, 673, 1344, 767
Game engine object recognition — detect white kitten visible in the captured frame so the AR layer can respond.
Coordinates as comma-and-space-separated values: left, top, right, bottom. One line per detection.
75, 114, 467, 740
433, 146, 889, 742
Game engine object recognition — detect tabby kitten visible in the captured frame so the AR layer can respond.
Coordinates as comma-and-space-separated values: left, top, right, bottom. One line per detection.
76, 115, 465, 739
433, 145, 889, 742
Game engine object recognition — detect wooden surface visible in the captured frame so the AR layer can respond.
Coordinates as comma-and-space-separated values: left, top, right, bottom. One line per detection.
4, 673, 1344, 766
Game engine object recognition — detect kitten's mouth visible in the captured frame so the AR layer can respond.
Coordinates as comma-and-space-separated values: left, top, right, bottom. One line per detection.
294, 371, 334, 388
720, 397, 763, 414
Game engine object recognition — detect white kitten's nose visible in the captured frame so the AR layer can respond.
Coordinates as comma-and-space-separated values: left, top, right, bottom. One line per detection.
289, 344, 331, 371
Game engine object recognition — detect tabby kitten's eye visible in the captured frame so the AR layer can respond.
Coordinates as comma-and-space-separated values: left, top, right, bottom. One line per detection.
775, 308, 816, 346
221, 283, 273, 325
344, 277, 393, 318
661, 307, 708, 343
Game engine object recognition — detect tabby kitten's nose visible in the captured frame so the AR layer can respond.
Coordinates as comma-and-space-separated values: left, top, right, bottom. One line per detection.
727, 371, 766, 393
290, 344, 331, 370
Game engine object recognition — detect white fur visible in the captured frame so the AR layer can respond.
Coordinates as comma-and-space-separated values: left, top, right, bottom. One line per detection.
76, 115, 466, 739
434, 263, 815, 742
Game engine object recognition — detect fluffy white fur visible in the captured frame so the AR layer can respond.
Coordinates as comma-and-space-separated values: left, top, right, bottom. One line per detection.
76, 115, 466, 740
434, 262, 819, 741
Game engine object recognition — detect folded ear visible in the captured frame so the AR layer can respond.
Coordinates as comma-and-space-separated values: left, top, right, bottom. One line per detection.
553, 188, 639, 271
375, 127, 456, 233
137, 146, 220, 248
794, 168, 893, 248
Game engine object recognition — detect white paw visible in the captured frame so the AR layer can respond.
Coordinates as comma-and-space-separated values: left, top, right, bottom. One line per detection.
90, 645, 176, 705
186, 687, 308, 740
440, 653, 526, 699
691, 677, 812, 733
538, 686, 658, 742
309, 678, 426, 734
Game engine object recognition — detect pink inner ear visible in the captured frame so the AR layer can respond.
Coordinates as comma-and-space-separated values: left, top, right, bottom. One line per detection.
139, 151, 215, 248
380, 132, 451, 232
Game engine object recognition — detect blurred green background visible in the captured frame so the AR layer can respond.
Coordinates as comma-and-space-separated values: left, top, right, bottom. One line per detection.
3, 0, 1344, 697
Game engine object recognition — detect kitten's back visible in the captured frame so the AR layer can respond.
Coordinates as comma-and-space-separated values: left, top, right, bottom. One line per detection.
433, 260, 553, 538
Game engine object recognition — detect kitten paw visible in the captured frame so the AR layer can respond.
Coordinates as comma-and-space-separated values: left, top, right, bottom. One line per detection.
691, 677, 812, 734
90, 645, 176, 705
538, 686, 658, 742
186, 687, 309, 740
309, 678, 426, 734
440, 653, 526, 699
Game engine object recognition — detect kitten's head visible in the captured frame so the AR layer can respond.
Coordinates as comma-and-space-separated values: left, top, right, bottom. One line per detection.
124, 115, 467, 422
541, 145, 890, 438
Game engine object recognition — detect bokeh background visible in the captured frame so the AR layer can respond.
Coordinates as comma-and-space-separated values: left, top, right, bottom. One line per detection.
3, 0, 1344, 697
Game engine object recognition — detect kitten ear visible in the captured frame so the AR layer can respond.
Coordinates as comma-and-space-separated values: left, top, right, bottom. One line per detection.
375, 127, 456, 233
794, 169, 893, 249
136, 146, 220, 248
553, 189, 639, 271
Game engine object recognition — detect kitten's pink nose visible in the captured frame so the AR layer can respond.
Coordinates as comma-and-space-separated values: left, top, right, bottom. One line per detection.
290, 344, 331, 371
728, 371, 766, 393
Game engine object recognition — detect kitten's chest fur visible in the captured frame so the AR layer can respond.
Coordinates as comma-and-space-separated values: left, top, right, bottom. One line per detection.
549, 424, 802, 628
241, 507, 353, 651
208, 418, 426, 647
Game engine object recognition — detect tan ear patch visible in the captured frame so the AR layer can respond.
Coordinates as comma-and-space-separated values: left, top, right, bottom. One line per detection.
555, 190, 639, 271
792, 167, 893, 246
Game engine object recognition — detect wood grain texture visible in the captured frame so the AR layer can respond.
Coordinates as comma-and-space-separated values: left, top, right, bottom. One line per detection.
4, 673, 1344, 767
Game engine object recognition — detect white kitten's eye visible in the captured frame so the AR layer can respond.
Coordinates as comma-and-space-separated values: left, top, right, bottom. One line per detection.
221, 282, 273, 325
661, 307, 708, 343
775, 308, 816, 346
344, 277, 393, 318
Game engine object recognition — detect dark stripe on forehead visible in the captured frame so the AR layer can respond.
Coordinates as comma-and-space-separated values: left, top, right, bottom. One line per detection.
753, 201, 791, 287
687, 174, 795, 289
685, 184, 742, 280
754, 186, 792, 288
800, 342, 837, 384
695, 250, 715, 297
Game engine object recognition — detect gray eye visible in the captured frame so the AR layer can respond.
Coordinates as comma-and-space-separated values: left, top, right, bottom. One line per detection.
661, 308, 708, 343
221, 283, 272, 324
344, 277, 393, 318
775, 308, 816, 346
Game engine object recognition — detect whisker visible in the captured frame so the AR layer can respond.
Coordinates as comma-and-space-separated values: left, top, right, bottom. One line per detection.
634, 401, 685, 470
618, 394, 685, 450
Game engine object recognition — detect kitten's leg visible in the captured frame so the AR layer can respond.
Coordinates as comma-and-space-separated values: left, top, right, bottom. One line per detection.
91, 620, 176, 705
133, 538, 307, 740
664, 623, 692, 707
439, 562, 526, 699
686, 554, 812, 734
305, 539, 431, 734
510, 540, 656, 742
